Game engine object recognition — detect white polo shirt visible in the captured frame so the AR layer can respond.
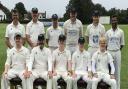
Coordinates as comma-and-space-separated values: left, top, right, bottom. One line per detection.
5, 22, 25, 46
27, 46, 52, 71
46, 26, 64, 47
63, 19, 83, 45
106, 28, 125, 51
92, 50, 114, 74
72, 49, 91, 73
85, 23, 105, 47
26, 21, 45, 44
52, 48, 71, 72
5, 46, 30, 70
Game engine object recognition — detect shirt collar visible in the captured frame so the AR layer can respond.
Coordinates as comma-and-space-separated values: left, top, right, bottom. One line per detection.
57, 48, 66, 54
97, 49, 108, 54
77, 49, 86, 54
70, 19, 77, 24
31, 20, 40, 24
11, 22, 20, 27
14, 46, 24, 52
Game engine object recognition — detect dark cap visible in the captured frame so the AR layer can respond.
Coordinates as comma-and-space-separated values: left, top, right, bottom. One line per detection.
58, 34, 66, 41
92, 10, 100, 16
70, 8, 77, 13
78, 37, 85, 44
14, 32, 22, 38
31, 7, 38, 13
11, 9, 18, 13
38, 34, 45, 41
52, 14, 58, 20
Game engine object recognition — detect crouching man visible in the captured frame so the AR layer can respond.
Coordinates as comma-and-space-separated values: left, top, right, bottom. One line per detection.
72, 37, 92, 89
92, 37, 116, 89
52, 34, 72, 89
1, 32, 30, 89
26, 34, 52, 89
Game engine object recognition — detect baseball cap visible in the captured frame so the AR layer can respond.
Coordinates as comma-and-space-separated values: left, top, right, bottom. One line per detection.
70, 8, 77, 13
92, 10, 100, 16
58, 34, 66, 41
52, 14, 58, 20
14, 32, 22, 38
78, 37, 85, 44
31, 7, 38, 13
38, 34, 45, 41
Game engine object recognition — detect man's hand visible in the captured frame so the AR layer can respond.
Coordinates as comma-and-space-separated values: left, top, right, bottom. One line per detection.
88, 71, 93, 79
93, 73, 98, 78
52, 71, 57, 76
48, 71, 53, 78
2, 71, 8, 78
110, 74, 115, 79
72, 73, 77, 78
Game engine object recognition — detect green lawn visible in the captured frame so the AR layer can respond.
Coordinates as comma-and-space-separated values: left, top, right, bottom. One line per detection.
0, 23, 128, 89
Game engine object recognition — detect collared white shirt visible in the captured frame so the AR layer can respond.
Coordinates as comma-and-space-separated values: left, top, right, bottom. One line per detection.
52, 48, 71, 72
5, 46, 30, 70
26, 20, 45, 44
27, 46, 52, 71
85, 23, 105, 47
63, 19, 83, 45
106, 27, 125, 51
5, 22, 25, 46
72, 49, 91, 73
46, 26, 64, 47
92, 50, 115, 74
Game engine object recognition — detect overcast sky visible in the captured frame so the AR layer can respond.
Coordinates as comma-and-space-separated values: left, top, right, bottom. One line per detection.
0, 0, 128, 17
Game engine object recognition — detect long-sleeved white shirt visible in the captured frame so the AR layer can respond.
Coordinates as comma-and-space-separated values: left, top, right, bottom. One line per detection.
27, 46, 52, 71
72, 49, 91, 73
52, 48, 71, 72
5, 46, 30, 70
92, 50, 115, 74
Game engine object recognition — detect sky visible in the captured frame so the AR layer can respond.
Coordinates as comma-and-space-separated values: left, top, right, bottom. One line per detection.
0, 0, 128, 17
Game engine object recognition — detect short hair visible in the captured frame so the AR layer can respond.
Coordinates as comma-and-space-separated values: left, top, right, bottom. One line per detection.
99, 36, 107, 43
111, 14, 118, 18
11, 9, 18, 14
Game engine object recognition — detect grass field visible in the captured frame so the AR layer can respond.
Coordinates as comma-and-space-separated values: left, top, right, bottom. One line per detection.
0, 23, 128, 89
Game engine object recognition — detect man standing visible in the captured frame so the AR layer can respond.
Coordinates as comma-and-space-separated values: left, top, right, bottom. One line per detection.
46, 14, 64, 52
105, 15, 125, 89
92, 37, 116, 89
52, 34, 72, 89
5, 9, 25, 54
63, 8, 83, 55
1, 32, 29, 89
85, 10, 105, 57
26, 34, 52, 89
72, 37, 92, 89
26, 7, 45, 51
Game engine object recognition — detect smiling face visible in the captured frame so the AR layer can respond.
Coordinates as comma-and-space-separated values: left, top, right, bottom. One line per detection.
12, 12, 19, 22
99, 37, 107, 51
92, 16, 99, 24
111, 16, 118, 29
14, 36, 22, 46
31, 12, 39, 21
70, 12, 77, 22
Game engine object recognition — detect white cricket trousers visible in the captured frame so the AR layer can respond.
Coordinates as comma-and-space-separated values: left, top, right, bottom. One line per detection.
92, 72, 116, 89
52, 72, 72, 89
108, 50, 121, 89
1, 69, 27, 89
26, 70, 52, 89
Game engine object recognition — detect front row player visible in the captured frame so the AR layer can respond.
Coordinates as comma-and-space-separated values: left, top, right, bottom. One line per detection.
72, 37, 92, 89
52, 34, 72, 89
1, 32, 30, 89
26, 34, 52, 89
91, 37, 116, 89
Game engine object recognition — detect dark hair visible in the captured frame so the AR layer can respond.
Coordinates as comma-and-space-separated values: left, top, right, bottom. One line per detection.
11, 9, 18, 14
111, 14, 118, 18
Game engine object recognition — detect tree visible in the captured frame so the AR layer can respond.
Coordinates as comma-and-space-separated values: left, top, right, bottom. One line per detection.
14, 2, 27, 21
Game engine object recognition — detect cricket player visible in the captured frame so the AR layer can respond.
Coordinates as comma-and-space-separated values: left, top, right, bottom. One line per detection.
46, 14, 64, 52
52, 34, 72, 89
72, 37, 92, 89
26, 34, 52, 89
85, 10, 105, 57
105, 15, 125, 89
1, 32, 30, 89
5, 9, 25, 54
91, 37, 116, 89
63, 8, 83, 55
26, 7, 45, 51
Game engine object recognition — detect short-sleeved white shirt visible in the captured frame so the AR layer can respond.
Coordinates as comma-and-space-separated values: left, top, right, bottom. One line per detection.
105, 28, 125, 51
26, 21, 45, 44
5, 46, 30, 70
92, 50, 114, 74
5, 22, 25, 46
72, 49, 91, 73
85, 23, 105, 47
52, 48, 71, 72
63, 19, 83, 45
46, 26, 64, 47
27, 46, 52, 71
